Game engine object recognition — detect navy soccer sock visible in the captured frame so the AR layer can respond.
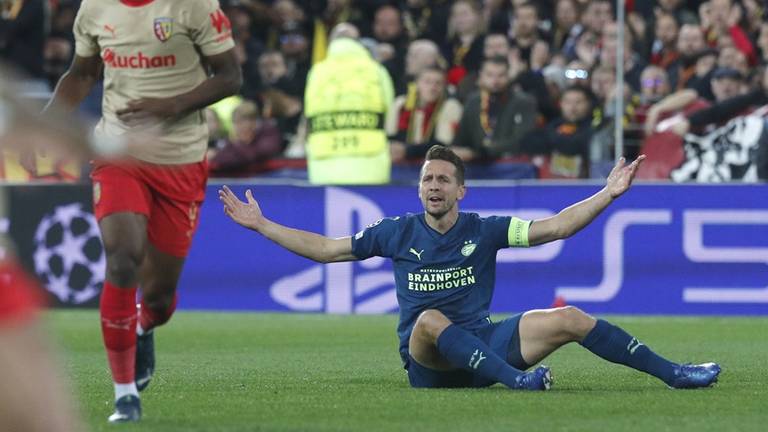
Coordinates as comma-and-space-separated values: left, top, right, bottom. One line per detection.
580, 319, 678, 385
436, 324, 523, 388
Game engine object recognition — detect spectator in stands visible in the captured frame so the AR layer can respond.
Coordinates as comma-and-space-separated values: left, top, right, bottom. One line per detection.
308, 0, 367, 65
257, 50, 302, 145
644, 67, 748, 137
0, 0, 47, 81
443, 0, 485, 87
457, 32, 556, 121
372, 5, 408, 92
509, 2, 550, 70
740, 0, 764, 36
209, 101, 282, 176
588, 63, 641, 166
657, 0, 698, 25
710, 67, 748, 102
452, 56, 537, 161
258, 50, 300, 97
456, 32, 511, 102
278, 28, 311, 96
600, 21, 646, 92
717, 45, 748, 78
627, 65, 674, 147
50, 1, 77, 42
402, 0, 451, 43
228, 4, 262, 62
303, 23, 394, 184
524, 86, 595, 178
268, 0, 308, 48
702, 0, 756, 65
590, 65, 617, 112
222, 4, 263, 99
43, 36, 73, 91
571, 24, 600, 67
552, 0, 581, 53
650, 12, 680, 69
668, 24, 708, 90
397, 39, 444, 95
580, 0, 613, 40
686, 45, 747, 102
640, 65, 672, 105
386, 67, 463, 162
639, 67, 768, 181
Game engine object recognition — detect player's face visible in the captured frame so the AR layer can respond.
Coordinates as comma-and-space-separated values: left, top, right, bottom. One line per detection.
418, 160, 465, 219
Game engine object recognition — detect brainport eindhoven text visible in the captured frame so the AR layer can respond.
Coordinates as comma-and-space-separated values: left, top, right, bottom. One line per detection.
407, 267, 476, 291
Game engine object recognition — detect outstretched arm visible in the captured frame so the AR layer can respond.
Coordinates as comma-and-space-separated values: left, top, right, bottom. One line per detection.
527, 155, 646, 246
219, 186, 357, 263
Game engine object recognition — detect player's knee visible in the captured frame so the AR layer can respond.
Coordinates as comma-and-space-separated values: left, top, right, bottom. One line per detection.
105, 250, 142, 287
556, 306, 594, 339
413, 309, 450, 343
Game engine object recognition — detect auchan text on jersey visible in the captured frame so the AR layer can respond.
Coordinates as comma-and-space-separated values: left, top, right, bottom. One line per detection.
102, 49, 176, 69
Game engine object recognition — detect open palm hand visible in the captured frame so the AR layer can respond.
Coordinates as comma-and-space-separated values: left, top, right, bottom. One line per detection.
606, 155, 646, 198
218, 185, 264, 230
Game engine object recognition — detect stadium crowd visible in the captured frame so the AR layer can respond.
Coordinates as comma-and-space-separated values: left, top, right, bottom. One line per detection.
2, 0, 768, 181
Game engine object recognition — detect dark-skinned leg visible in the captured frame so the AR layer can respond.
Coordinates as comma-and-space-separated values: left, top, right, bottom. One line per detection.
134, 244, 186, 391
99, 212, 146, 422
138, 243, 185, 333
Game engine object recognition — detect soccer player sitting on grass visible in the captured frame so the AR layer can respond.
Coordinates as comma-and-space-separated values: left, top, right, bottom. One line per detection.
219, 145, 721, 390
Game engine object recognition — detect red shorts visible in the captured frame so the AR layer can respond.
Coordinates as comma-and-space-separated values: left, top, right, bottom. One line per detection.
91, 159, 208, 258
0, 260, 43, 326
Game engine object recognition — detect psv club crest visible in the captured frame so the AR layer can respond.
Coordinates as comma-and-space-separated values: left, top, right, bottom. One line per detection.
153, 17, 173, 42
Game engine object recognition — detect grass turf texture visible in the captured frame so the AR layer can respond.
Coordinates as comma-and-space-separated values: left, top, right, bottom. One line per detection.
49, 311, 766, 432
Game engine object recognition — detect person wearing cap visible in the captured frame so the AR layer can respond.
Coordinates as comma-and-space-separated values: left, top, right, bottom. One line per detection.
710, 66, 747, 102
644, 66, 748, 136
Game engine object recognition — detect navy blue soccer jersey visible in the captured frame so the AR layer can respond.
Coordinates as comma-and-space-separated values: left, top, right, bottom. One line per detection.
351, 212, 531, 363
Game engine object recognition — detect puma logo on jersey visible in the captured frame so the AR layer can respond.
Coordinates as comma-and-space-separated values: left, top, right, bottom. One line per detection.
469, 349, 486, 369
627, 337, 644, 355
409, 248, 424, 261
103, 24, 116, 38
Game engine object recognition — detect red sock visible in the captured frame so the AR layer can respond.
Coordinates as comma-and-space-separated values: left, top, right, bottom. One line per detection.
100, 282, 137, 384
138, 292, 178, 334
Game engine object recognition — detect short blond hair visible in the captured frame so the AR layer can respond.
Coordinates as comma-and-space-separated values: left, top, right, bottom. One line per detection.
232, 101, 259, 122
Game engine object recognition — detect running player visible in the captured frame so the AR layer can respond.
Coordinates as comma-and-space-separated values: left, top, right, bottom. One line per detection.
46, 0, 241, 422
219, 145, 721, 391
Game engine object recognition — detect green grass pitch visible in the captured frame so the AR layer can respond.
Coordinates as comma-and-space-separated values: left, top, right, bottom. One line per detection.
48, 311, 767, 431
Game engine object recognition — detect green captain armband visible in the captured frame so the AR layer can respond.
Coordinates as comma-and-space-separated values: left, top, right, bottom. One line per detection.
507, 217, 531, 247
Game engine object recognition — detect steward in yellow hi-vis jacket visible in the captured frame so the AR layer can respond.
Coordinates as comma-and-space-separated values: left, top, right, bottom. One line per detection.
304, 32, 394, 184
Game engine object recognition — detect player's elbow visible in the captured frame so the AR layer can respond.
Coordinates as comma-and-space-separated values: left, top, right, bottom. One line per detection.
315, 243, 336, 264
558, 225, 577, 240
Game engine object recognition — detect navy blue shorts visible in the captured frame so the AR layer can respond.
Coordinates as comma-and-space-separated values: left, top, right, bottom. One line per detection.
406, 313, 529, 388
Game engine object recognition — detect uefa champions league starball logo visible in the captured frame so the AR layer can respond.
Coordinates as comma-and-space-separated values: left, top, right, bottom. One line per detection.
33, 203, 105, 304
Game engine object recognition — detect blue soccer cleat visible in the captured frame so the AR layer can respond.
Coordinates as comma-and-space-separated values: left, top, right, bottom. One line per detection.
513, 365, 553, 391
669, 362, 721, 389
108, 395, 141, 423
135, 331, 155, 392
